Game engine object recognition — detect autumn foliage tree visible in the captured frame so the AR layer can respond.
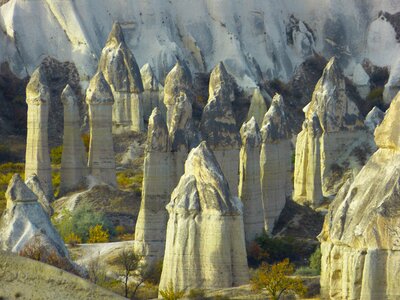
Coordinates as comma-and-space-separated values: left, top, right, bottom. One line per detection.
251, 259, 306, 300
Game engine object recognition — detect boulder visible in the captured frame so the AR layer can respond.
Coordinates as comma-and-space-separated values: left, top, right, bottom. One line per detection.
238, 117, 264, 243
99, 22, 144, 133
260, 94, 292, 233
159, 142, 249, 293
319, 91, 400, 299
86, 72, 117, 186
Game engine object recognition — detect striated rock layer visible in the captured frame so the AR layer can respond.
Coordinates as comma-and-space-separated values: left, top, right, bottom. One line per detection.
260, 94, 292, 233
201, 62, 241, 196
86, 72, 117, 186
159, 142, 249, 293
238, 117, 264, 243
99, 22, 144, 133
25, 66, 53, 199
60, 85, 87, 195
293, 57, 366, 206
319, 92, 400, 299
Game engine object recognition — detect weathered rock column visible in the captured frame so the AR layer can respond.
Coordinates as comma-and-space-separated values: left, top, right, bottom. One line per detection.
140, 63, 165, 122
99, 22, 144, 133
238, 117, 264, 243
60, 85, 87, 195
159, 142, 249, 293
247, 88, 269, 126
86, 72, 117, 186
200, 62, 241, 196
260, 94, 292, 233
25, 67, 53, 199
134, 108, 171, 263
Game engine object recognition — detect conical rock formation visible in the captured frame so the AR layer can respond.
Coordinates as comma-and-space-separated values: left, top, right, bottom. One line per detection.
25, 174, 53, 216
239, 117, 264, 243
159, 142, 249, 293
365, 106, 385, 132
246, 88, 269, 126
99, 22, 144, 133
140, 63, 165, 121
319, 91, 400, 299
260, 94, 292, 233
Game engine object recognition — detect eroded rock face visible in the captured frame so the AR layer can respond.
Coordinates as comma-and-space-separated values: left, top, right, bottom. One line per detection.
201, 62, 241, 196
140, 63, 165, 121
25, 66, 53, 199
159, 142, 249, 293
260, 94, 292, 233
319, 92, 400, 299
246, 88, 269, 126
293, 58, 367, 206
364, 106, 385, 132
99, 22, 144, 133
238, 117, 264, 243
0, 174, 68, 258
86, 72, 116, 186
60, 85, 87, 195
25, 174, 53, 216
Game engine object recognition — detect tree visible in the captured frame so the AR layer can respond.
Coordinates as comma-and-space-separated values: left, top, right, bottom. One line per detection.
87, 253, 107, 285
113, 248, 141, 298
251, 259, 307, 300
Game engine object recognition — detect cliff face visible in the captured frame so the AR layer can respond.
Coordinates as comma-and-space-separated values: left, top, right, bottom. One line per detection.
319, 92, 400, 299
159, 142, 248, 293
0, 0, 399, 98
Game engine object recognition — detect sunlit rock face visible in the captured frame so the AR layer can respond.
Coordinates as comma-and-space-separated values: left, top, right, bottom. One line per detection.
293, 58, 367, 206
134, 108, 172, 263
25, 174, 53, 216
260, 94, 292, 233
0, 174, 68, 258
200, 62, 241, 196
246, 88, 269, 127
140, 63, 165, 122
319, 92, 400, 300
239, 117, 264, 243
99, 22, 144, 133
60, 85, 87, 195
25, 66, 53, 199
86, 72, 116, 187
159, 142, 249, 293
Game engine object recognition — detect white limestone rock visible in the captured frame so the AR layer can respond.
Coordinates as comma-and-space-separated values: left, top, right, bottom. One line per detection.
352, 63, 370, 99
140, 63, 165, 121
99, 22, 144, 133
238, 117, 264, 243
200, 62, 241, 196
246, 88, 269, 126
25, 174, 53, 216
364, 106, 385, 132
25, 66, 53, 199
60, 85, 87, 195
86, 72, 117, 187
260, 94, 292, 233
319, 92, 400, 299
0, 174, 68, 258
159, 142, 249, 293
293, 58, 367, 206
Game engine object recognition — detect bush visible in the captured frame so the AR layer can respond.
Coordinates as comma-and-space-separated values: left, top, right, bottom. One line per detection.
54, 205, 114, 243
50, 146, 63, 165
309, 246, 321, 274
52, 171, 61, 198
64, 232, 82, 247
88, 224, 110, 243
159, 281, 185, 300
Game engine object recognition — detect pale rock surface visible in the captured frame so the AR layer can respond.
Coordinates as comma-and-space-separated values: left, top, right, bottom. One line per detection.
352, 63, 370, 99
60, 84, 87, 195
140, 63, 165, 121
25, 66, 53, 199
134, 108, 172, 263
0, 174, 68, 258
260, 94, 292, 233
365, 106, 385, 132
238, 117, 264, 243
293, 58, 366, 206
99, 22, 144, 133
25, 174, 53, 216
201, 62, 241, 196
319, 92, 400, 299
246, 88, 269, 126
86, 72, 117, 186
0, 251, 124, 299
159, 142, 249, 293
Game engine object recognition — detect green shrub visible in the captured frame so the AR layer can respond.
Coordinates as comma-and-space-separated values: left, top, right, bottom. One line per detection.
159, 281, 185, 300
50, 146, 63, 165
309, 246, 321, 274
295, 266, 319, 276
52, 171, 61, 198
54, 205, 115, 243
88, 224, 110, 243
